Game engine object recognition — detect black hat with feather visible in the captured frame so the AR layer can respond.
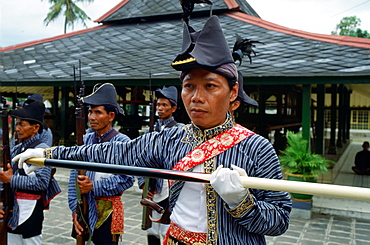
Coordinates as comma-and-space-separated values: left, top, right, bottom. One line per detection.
232, 34, 263, 107
172, 16, 235, 72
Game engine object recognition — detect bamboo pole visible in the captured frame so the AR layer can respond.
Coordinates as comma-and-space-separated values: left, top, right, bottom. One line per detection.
26, 158, 370, 201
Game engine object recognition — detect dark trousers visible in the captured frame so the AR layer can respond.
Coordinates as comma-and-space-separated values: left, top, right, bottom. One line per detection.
10, 198, 44, 238
72, 214, 119, 245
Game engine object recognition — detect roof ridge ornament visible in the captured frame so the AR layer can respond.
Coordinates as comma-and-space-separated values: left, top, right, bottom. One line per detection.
180, 0, 213, 25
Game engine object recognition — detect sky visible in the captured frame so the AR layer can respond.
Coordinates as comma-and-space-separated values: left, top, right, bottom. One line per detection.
1, 0, 370, 47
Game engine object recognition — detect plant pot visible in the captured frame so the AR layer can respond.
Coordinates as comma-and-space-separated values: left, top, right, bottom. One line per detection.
286, 173, 317, 201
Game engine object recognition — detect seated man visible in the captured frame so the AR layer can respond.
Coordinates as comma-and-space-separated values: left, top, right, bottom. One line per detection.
352, 141, 370, 175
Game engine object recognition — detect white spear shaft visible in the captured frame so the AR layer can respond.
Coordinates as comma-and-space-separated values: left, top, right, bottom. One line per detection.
26, 157, 370, 201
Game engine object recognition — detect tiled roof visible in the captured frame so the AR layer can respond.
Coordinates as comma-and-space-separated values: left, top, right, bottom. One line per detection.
1, 4, 370, 86
95, 0, 259, 23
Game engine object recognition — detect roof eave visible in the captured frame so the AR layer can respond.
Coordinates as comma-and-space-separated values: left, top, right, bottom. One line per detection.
226, 12, 370, 49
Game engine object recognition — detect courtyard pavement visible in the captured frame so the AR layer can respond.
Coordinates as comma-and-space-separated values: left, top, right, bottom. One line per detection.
41, 171, 370, 245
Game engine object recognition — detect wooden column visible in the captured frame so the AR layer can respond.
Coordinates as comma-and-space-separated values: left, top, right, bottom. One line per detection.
53, 86, 59, 138
315, 84, 325, 154
60, 86, 68, 145
345, 88, 351, 142
302, 84, 311, 149
336, 84, 344, 148
328, 84, 337, 154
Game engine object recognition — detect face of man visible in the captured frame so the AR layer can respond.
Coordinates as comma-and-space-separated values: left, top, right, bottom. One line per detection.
88, 105, 115, 135
15, 119, 39, 141
181, 68, 238, 130
156, 98, 176, 121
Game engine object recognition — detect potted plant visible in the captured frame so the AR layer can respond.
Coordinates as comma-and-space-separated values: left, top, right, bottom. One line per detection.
279, 130, 335, 201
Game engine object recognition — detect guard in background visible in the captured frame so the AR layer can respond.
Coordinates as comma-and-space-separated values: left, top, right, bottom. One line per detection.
139, 86, 184, 245
0, 101, 61, 244
68, 83, 134, 244
11, 93, 53, 148
352, 141, 370, 175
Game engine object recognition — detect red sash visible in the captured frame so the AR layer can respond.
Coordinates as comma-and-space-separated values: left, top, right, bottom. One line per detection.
165, 221, 207, 245
172, 124, 255, 173
164, 125, 254, 244
95, 196, 124, 234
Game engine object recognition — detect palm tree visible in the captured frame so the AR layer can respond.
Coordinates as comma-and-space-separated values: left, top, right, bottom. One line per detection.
43, 0, 94, 34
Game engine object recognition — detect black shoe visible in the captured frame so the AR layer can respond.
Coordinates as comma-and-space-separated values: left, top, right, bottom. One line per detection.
352, 167, 365, 175
147, 235, 160, 245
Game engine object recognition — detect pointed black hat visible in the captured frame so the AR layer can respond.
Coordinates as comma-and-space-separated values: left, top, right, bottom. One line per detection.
155, 86, 178, 105
172, 16, 234, 71
237, 71, 258, 107
10, 101, 45, 131
82, 83, 124, 116
21, 93, 51, 113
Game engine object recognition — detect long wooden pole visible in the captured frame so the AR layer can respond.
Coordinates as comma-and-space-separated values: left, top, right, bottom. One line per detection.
26, 158, 370, 201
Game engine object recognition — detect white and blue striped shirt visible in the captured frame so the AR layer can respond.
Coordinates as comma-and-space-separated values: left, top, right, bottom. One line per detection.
67, 128, 134, 234
54, 115, 291, 244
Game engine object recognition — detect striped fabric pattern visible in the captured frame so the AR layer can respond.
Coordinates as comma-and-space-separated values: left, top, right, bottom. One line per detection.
67, 130, 134, 234
54, 116, 291, 244
138, 116, 185, 191
9, 134, 62, 230
83, 128, 131, 144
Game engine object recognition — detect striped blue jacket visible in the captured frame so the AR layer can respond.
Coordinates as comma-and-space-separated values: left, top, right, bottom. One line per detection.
9, 133, 61, 230
67, 129, 134, 234
54, 115, 291, 245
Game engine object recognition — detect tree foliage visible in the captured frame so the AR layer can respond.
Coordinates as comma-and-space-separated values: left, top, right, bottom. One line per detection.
331, 16, 370, 38
43, 0, 94, 34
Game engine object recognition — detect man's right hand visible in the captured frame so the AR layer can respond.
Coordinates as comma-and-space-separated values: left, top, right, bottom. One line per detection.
77, 175, 93, 194
73, 212, 84, 235
11, 148, 45, 169
0, 208, 4, 219
140, 184, 154, 199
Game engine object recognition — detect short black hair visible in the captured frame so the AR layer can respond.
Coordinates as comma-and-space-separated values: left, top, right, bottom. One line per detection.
25, 119, 43, 134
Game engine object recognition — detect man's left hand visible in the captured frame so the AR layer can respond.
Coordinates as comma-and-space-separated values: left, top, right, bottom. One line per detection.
210, 164, 249, 209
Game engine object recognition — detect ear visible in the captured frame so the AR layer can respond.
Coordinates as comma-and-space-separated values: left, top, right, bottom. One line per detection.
33, 124, 41, 134
229, 100, 240, 113
171, 106, 177, 113
230, 82, 238, 102
108, 111, 116, 122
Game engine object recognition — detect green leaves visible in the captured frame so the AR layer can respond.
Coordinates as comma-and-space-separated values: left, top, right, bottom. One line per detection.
331, 16, 370, 39
279, 131, 334, 177
43, 0, 92, 33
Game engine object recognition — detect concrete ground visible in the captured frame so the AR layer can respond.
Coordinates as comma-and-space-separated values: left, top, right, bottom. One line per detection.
38, 130, 370, 244
42, 172, 370, 245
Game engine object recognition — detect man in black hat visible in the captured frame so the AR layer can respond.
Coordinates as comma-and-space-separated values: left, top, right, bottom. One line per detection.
153, 86, 184, 132
11, 93, 53, 148
68, 83, 134, 245
0, 101, 61, 244
139, 86, 184, 245
14, 16, 291, 245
